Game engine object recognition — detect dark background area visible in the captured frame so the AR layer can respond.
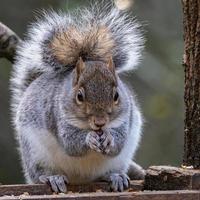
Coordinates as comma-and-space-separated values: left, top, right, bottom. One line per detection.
0, 0, 183, 184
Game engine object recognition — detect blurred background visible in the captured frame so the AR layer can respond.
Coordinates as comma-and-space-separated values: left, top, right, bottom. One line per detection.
0, 0, 183, 184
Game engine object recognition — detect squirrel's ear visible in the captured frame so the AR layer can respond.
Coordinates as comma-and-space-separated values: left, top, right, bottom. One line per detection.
107, 56, 115, 73
76, 57, 85, 74
73, 57, 85, 85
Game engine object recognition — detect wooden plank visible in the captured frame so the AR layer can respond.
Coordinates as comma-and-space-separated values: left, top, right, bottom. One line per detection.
121, 190, 200, 200
0, 190, 199, 200
144, 165, 200, 190
0, 180, 143, 196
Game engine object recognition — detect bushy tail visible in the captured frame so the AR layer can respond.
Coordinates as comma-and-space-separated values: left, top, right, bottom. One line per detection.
11, 1, 144, 119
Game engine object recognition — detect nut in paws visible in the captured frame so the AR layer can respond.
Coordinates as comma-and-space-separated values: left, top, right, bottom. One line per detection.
86, 131, 101, 152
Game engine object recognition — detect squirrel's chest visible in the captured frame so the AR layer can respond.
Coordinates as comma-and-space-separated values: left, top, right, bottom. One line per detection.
35, 132, 115, 183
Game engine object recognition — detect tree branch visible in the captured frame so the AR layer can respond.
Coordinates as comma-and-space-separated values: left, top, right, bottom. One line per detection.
0, 22, 21, 63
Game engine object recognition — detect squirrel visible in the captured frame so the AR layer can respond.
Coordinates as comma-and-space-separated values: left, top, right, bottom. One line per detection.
10, 2, 145, 193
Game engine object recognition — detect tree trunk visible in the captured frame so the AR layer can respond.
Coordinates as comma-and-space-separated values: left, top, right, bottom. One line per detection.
182, 0, 200, 168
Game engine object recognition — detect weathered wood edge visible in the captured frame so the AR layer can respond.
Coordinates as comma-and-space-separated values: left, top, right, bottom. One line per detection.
1, 165, 200, 197
144, 165, 200, 190
0, 180, 143, 197
0, 190, 200, 200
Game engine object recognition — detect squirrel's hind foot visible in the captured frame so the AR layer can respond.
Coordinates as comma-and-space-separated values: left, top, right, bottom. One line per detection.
127, 161, 146, 180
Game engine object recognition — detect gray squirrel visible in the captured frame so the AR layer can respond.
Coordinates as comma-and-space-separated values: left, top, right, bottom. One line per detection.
10, 2, 145, 193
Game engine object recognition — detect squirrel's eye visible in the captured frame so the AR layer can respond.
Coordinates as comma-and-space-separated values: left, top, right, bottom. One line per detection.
113, 91, 119, 104
76, 89, 85, 104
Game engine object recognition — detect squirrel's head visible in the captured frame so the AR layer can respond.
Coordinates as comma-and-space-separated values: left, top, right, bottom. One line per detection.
66, 57, 123, 131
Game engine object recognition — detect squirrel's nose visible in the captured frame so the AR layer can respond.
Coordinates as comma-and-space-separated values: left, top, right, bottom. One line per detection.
94, 118, 106, 128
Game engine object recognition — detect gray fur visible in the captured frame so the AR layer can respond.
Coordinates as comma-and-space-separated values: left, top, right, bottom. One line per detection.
128, 161, 146, 180
10, 2, 144, 117
11, 3, 145, 192
15, 69, 143, 187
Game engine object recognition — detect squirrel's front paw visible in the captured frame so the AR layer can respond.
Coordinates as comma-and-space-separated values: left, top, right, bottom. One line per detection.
99, 130, 114, 154
86, 131, 101, 153
109, 173, 130, 192
39, 175, 68, 193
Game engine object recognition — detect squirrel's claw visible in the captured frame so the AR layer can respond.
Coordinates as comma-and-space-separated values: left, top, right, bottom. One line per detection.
86, 131, 101, 153
100, 131, 114, 154
39, 175, 68, 193
86, 130, 115, 154
109, 173, 130, 192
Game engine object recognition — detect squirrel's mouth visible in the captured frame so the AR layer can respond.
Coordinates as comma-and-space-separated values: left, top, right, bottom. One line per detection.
90, 124, 104, 131
88, 115, 109, 131
89, 122, 106, 131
